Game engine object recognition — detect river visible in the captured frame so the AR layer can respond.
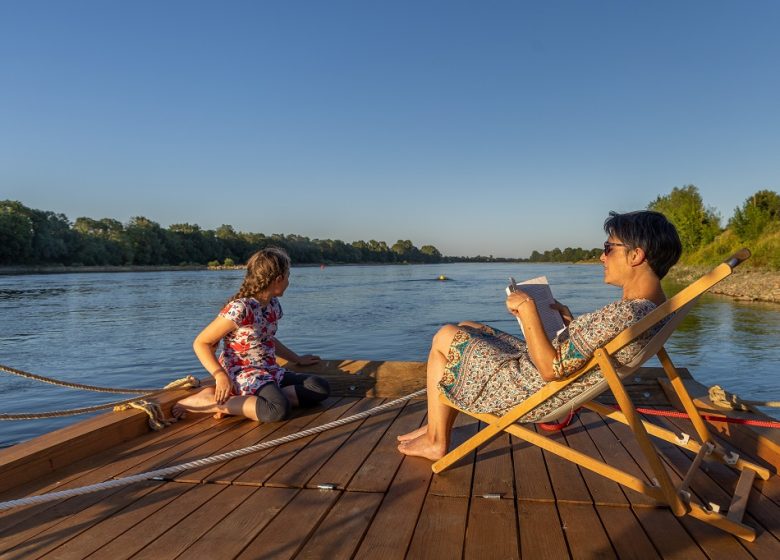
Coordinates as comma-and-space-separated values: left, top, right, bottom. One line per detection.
1, 263, 779, 446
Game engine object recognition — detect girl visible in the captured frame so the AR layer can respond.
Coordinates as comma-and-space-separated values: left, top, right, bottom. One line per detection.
173, 247, 329, 422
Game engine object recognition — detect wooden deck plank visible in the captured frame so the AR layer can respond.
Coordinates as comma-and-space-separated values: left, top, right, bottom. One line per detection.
407, 494, 468, 559
347, 399, 427, 493
563, 413, 630, 507
595, 505, 661, 559
1, 481, 167, 560
296, 491, 384, 559
632, 507, 709, 560
83, 483, 225, 560
204, 396, 342, 485
265, 397, 377, 488
472, 423, 515, 499
0, 414, 214, 535
464, 497, 519, 559
542, 429, 593, 504
677, 515, 755, 560
177, 486, 298, 559
353, 454, 434, 559
577, 409, 659, 507
512, 425, 557, 502
130, 484, 258, 560
35, 482, 195, 560
168, 416, 265, 483
234, 489, 341, 560
517, 501, 570, 559
232, 397, 358, 486
306, 398, 402, 490
557, 502, 617, 559
428, 412, 479, 498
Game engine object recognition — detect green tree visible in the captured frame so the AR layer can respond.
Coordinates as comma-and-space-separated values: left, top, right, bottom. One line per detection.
420, 245, 442, 263
125, 216, 168, 265
729, 189, 780, 241
648, 185, 721, 252
0, 201, 35, 264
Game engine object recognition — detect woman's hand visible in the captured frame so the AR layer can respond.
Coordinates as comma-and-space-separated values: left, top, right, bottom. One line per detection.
506, 291, 534, 317
213, 370, 232, 405
295, 354, 321, 366
550, 300, 573, 325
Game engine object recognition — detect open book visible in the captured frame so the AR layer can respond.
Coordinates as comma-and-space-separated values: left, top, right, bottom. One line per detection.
506, 275, 566, 341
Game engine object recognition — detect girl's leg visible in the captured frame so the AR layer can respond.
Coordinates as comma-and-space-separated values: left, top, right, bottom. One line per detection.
172, 384, 290, 422
397, 324, 461, 461
281, 372, 331, 407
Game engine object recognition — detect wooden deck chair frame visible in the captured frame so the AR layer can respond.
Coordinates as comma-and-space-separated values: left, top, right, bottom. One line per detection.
433, 249, 771, 542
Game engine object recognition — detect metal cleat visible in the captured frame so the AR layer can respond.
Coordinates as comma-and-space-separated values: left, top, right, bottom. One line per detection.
675, 432, 691, 445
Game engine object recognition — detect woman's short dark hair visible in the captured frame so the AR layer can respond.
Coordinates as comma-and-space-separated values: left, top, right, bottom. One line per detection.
604, 210, 682, 278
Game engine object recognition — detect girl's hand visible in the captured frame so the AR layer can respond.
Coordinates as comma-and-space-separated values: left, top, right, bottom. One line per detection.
295, 354, 321, 366
213, 371, 232, 405
550, 300, 573, 325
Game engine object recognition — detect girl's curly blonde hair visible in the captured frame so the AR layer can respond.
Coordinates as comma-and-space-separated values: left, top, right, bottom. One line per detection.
230, 247, 291, 301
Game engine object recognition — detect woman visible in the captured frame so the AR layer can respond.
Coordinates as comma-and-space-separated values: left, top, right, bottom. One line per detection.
173, 247, 329, 422
397, 210, 682, 461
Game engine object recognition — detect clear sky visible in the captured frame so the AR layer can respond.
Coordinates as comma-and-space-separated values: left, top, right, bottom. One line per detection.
1, 1, 778, 258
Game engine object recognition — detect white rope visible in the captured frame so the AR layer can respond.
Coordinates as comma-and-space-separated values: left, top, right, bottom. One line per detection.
0, 388, 426, 512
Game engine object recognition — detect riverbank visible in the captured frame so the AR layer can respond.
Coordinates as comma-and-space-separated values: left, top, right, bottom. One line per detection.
666, 265, 780, 304
0, 264, 207, 275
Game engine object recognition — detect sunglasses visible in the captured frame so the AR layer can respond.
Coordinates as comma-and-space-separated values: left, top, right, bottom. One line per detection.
603, 242, 629, 256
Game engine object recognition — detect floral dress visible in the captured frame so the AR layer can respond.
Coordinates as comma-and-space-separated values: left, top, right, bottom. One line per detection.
439, 299, 659, 422
218, 297, 287, 396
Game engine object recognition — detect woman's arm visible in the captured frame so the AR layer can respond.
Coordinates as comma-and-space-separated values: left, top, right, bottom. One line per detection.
506, 291, 559, 382
274, 338, 320, 366
193, 316, 236, 404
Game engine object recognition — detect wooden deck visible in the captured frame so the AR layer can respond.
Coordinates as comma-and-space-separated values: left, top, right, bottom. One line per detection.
1, 368, 780, 559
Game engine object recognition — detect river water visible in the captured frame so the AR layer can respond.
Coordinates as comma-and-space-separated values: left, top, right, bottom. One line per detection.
1, 263, 779, 446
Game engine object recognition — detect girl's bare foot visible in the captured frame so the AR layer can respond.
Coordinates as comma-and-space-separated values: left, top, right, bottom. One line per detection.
397, 425, 428, 442
397, 433, 447, 461
171, 403, 187, 420
173, 388, 221, 416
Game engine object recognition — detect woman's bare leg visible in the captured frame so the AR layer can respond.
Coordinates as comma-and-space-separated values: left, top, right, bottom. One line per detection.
397, 322, 484, 442
397, 324, 461, 460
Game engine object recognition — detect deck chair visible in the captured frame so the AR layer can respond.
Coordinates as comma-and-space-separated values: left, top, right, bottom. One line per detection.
433, 249, 771, 542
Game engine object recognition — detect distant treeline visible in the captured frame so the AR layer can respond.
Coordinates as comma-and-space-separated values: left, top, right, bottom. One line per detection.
2, 200, 540, 266
4, 185, 777, 268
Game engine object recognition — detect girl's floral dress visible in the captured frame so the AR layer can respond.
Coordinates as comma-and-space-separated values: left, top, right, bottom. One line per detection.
218, 297, 286, 396
439, 299, 660, 422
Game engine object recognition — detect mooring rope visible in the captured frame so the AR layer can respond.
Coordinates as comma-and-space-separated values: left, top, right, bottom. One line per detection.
0, 363, 169, 394
0, 376, 200, 420
0, 388, 427, 512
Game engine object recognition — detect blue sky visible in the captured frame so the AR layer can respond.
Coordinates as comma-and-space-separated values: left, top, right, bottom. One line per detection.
1, 1, 778, 258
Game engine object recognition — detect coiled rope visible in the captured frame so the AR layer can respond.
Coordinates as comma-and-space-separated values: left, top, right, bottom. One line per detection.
0, 388, 427, 512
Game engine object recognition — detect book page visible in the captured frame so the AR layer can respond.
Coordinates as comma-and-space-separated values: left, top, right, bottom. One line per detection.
506, 275, 566, 341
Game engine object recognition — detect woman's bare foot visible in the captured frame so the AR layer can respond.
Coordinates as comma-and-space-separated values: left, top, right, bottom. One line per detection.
397, 433, 447, 461
397, 424, 428, 442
